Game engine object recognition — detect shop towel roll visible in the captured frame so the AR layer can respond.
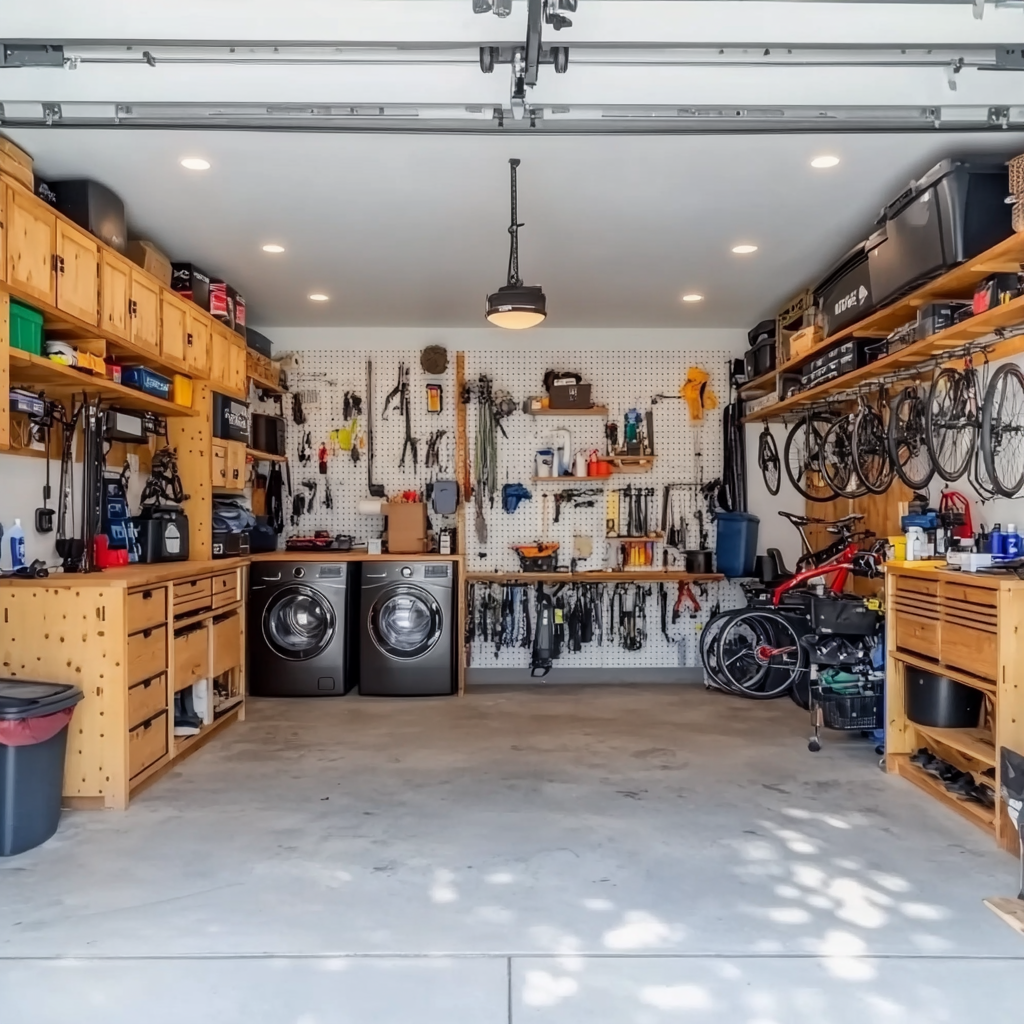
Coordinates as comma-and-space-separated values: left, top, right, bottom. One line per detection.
358, 499, 385, 515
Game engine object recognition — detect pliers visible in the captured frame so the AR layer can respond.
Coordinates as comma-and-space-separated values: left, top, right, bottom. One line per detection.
672, 581, 701, 623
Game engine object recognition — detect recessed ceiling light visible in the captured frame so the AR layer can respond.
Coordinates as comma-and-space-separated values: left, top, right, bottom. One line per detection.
262, 244, 285, 253
308, 293, 329, 302
811, 155, 840, 169
180, 157, 210, 171
731, 244, 758, 254
681, 293, 704, 303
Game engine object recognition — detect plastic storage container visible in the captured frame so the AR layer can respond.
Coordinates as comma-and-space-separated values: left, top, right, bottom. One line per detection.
905, 666, 983, 729
121, 366, 172, 399
715, 512, 760, 578
0, 681, 84, 856
9, 300, 44, 355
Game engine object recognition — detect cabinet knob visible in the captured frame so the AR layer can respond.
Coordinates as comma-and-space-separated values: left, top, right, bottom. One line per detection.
187, 332, 193, 348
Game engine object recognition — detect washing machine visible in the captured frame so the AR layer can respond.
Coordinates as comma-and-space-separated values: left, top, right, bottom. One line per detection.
359, 561, 456, 696
248, 560, 355, 696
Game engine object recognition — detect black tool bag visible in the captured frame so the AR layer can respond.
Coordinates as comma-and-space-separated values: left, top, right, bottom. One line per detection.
811, 595, 881, 636
532, 588, 555, 678
1000, 747, 1024, 899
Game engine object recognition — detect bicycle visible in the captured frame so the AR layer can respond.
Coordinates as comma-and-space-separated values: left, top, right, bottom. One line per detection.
886, 384, 935, 491
925, 356, 988, 483
783, 410, 836, 502
981, 362, 1024, 497
757, 423, 781, 496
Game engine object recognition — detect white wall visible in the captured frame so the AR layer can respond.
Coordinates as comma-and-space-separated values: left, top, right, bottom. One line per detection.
0, 454, 70, 568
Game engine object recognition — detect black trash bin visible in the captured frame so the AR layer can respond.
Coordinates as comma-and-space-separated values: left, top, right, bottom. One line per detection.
0, 680, 84, 857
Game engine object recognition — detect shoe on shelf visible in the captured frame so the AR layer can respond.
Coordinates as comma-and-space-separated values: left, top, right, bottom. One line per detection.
173, 692, 201, 737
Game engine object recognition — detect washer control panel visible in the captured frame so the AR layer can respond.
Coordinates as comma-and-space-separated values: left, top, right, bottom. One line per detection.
401, 566, 413, 578
293, 566, 306, 578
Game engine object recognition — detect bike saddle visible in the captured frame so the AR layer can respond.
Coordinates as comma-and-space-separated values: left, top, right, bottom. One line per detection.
777, 511, 819, 527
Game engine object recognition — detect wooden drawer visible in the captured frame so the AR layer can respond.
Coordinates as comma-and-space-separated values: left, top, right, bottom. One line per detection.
174, 577, 213, 617
212, 612, 242, 677
174, 624, 210, 693
941, 581, 997, 610
127, 625, 167, 686
129, 712, 168, 779
941, 621, 997, 680
895, 576, 939, 599
127, 586, 167, 634
128, 674, 167, 730
212, 571, 240, 608
894, 612, 940, 660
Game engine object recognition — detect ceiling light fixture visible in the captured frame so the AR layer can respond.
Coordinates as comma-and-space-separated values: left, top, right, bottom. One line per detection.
681, 293, 704, 303
811, 155, 840, 169
731, 244, 758, 254
308, 293, 329, 302
485, 158, 546, 330
262, 244, 285, 253
180, 157, 210, 170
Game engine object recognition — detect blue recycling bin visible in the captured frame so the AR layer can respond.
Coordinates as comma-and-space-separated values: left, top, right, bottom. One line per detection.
715, 512, 760, 578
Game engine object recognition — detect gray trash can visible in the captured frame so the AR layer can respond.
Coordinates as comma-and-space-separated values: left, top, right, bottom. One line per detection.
0, 680, 84, 856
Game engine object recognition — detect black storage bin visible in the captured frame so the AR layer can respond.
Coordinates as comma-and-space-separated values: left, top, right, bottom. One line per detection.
49, 179, 127, 252
212, 531, 250, 558
212, 392, 249, 443
869, 159, 1012, 307
246, 327, 273, 358
133, 507, 189, 562
747, 318, 775, 347
744, 336, 776, 381
905, 666, 984, 729
0, 681, 84, 857
251, 414, 286, 456
811, 596, 881, 636
815, 238, 879, 337
171, 263, 211, 311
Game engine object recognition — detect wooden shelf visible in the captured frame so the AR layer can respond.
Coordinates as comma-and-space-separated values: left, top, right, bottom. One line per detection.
173, 701, 242, 757
467, 570, 723, 584
608, 533, 664, 541
912, 724, 998, 768
248, 371, 285, 395
891, 755, 996, 834
527, 404, 608, 417
892, 649, 997, 694
246, 447, 287, 463
8, 349, 197, 417
738, 369, 778, 399
531, 476, 609, 485
606, 455, 656, 473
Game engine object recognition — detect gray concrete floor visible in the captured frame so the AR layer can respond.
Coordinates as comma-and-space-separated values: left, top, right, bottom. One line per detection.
2, 685, 1022, 1022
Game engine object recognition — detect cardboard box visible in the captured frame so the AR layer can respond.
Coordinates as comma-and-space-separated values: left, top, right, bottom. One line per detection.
786, 325, 823, 363
127, 240, 173, 288
384, 503, 428, 554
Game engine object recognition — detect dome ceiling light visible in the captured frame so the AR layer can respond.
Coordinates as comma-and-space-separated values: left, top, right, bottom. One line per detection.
485, 158, 547, 330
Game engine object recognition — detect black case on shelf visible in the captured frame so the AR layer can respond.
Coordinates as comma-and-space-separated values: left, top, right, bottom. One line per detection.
50, 179, 127, 252
815, 237, 881, 337
212, 392, 250, 443
171, 263, 211, 310
246, 328, 273, 358
250, 414, 286, 456
212, 531, 250, 559
133, 507, 190, 563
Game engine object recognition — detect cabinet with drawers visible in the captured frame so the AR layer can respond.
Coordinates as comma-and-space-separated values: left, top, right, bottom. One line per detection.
886, 564, 1024, 855
0, 560, 247, 809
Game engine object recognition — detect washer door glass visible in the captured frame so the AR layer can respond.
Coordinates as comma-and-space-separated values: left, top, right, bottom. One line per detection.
370, 587, 442, 660
263, 586, 336, 660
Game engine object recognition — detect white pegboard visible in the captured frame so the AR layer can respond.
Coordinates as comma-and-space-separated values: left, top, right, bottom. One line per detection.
251, 345, 747, 670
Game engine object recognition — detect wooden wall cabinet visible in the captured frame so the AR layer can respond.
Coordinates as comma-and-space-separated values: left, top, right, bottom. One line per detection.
160, 290, 189, 369
6, 184, 54, 304
213, 439, 247, 491
130, 268, 161, 353
210, 322, 247, 398
0, 562, 247, 810
186, 308, 211, 378
101, 250, 132, 340
55, 220, 100, 325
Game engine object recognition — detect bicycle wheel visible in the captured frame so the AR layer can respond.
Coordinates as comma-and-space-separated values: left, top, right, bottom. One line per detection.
700, 609, 743, 691
758, 428, 781, 496
982, 363, 1024, 497
852, 406, 894, 495
925, 368, 977, 482
783, 413, 836, 503
715, 610, 805, 699
820, 416, 868, 499
887, 387, 934, 490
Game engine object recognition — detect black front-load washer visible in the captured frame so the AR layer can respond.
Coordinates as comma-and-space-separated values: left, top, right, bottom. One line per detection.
248, 560, 355, 696
358, 561, 455, 696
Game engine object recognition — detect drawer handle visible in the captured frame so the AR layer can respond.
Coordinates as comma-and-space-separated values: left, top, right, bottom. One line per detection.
142, 628, 153, 639
142, 590, 154, 600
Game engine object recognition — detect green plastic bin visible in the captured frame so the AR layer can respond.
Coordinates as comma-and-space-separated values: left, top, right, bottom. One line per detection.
9, 300, 43, 356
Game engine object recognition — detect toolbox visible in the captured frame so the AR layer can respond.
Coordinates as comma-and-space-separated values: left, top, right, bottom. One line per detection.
122, 366, 172, 400
212, 392, 250, 444
547, 377, 593, 409
133, 507, 189, 562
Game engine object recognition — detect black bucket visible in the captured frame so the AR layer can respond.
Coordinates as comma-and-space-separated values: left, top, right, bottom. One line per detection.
905, 667, 983, 729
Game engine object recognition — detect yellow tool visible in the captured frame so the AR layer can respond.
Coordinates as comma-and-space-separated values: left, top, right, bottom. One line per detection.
682, 367, 718, 421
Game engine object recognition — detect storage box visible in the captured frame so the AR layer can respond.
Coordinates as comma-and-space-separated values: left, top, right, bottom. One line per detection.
9, 300, 43, 355
744, 337, 776, 381
171, 263, 211, 310
210, 281, 245, 337
815, 237, 879, 337
172, 374, 194, 407
251, 413, 285, 456
50, 179, 127, 252
127, 240, 172, 288
212, 392, 249, 443
245, 327, 273, 358
121, 366, 172, 399
548, 379, 593, 409
384, 503, 428, 554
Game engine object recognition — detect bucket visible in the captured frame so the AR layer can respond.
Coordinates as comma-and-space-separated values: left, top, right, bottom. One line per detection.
535, 449, 554, 478
905, 667, 983, 729
714, 512, 760, 578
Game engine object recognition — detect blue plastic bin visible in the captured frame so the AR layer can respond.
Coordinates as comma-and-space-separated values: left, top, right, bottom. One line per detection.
715, 512, 760, 578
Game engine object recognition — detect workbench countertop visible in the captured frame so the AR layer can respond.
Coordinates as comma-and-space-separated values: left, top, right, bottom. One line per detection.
0, 558, 251, 589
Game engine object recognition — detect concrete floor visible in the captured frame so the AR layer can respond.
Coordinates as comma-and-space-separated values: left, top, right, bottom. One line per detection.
1, 685, 1022, 1022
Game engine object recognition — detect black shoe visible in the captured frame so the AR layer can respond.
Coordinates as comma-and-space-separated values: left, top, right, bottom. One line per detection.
174, 692, 201, 736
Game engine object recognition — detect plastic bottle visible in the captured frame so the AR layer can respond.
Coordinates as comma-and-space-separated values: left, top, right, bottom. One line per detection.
1005, 524, 1022, 559
8, 519, 25, 569
905, 526, 926, 561
990, 523, 1005, 556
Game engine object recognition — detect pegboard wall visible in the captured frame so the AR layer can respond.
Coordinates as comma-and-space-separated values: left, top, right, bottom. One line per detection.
254, 345, 747, 670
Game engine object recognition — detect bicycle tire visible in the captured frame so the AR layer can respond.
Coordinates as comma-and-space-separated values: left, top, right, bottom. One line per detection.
981, 362, 1024, 497
820, 416, 868, 499
758, 429, 781, 496
925, 368, 977, 483
783, 413, 836, 503
700, 609, 743, 691
887, 387, 934, 491
714, 610, 805, 699
851, 406, 894, 495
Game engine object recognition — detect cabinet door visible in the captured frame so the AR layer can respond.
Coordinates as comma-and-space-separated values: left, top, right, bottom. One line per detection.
186, 310, 211, 378
101, 250, 131, 340
210, 324, 238, 392
160, 292, 188, 368
130, 270, 161, 352
55, 220, 100, 325
0, 185, 6, 283
229, 338, 247, 397
6, 185, 55, 304
212, 441, 229, 488
226, 440, 247, 490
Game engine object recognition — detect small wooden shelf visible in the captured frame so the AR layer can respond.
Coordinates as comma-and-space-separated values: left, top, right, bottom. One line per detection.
174, 701, 242, 757
891, 756, 996, 833
467, 570, 723, 584
738, 369, 778, 399
527, 404, 608, 417
8, 349, 197, 417
892, 649, 997, 694
607, 533, 664, 541
531, 476, 609, 485
912, 724, 998, 768
246, 447, 287, 463
606, 455, 656, 474
248, 371, 285, 395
